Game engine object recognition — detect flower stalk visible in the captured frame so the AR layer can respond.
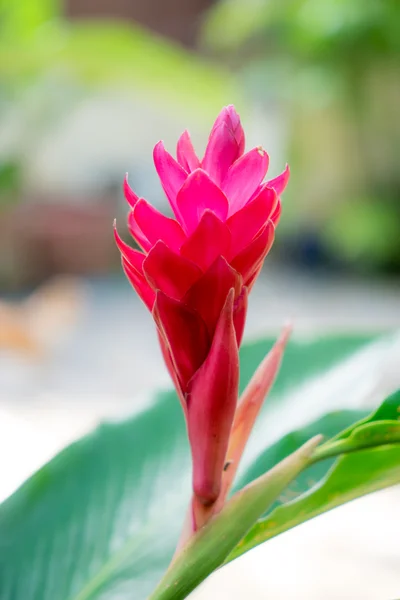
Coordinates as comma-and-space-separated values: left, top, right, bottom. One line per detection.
115, 105, 290, 544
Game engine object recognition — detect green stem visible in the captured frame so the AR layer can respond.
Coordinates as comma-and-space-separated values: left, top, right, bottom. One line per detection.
147, 436, 321, 600
310, 423, 400, 465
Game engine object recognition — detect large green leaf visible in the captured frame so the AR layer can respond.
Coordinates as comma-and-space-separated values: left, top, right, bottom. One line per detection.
228, 392, 400, 563
233, 409, 367, 511
0, 333, 398, 599
0, 391, 189, 600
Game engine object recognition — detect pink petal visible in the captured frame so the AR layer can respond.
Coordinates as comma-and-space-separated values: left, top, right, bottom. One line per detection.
246, 263, 263, 292
123, 174, 139, 209
121, 177, 152, 252
127, 210, 152, 252
186, 289, 239, 504
227, 186, 277, 256
153, 141, 188, 219
202, 123, 237, 185
231, 221, 275, 285
157, 329, 187, 410
143, 240, 202, 300
201, 106, 245, 185
121, 257, 155, 310
233, 286, 248, 347
176, 130, 200, 172
133, 199, 186, 253
180, 210, 231, 272
210, 106, 244, 147
183, 256, 242, 337
266, 164, 290, 195
222, 105, 245, 156
223, 147, 270, 216
154, 291, 210, 392
253, 183, 278, 213
114, 223, 145, 273
176, 169, 229, 235
114, 228, 155, 309
270, 198, 282, 225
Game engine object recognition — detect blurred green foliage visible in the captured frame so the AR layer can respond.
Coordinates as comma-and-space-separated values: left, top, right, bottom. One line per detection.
0, 162, 21, 208
203, 0, 400, 273
0, 0, 238, 199
323, 198, 400, 271
204, 0, 399, 61
0, 0, 235, 109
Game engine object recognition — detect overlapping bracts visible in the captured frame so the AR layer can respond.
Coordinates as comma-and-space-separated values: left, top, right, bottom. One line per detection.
115, 105, 289, 505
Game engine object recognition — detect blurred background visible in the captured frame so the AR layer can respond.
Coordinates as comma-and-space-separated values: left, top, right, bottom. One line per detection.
0, 0, 399, 291
0, 0, 400, 597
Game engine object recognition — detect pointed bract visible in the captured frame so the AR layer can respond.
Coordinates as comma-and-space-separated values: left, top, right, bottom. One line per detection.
232, 286, 248, 347
183, 256, 242, 338
157, 329, 187, 410
201, 106, 245, 185
186, 289, 239, 505
227, 187, 276, 257
153, 141, 188, 220
176, 169, 229, 235
223, 147, 270, 216
154, 291, 210, 392
177, 130, 201, 172
114, 223, 145, 273
134, 199, 186, 253
127, 210, 152, 252
231, 221, 275, 284
123, 174, 139, 208
207, 105, 245, 159
270, 199, 282, 225
214, 324, 292, 511
121, 257, 155, 311
180, 211, 231, 272
267, 164, 290, 196
143, 241, 202, 300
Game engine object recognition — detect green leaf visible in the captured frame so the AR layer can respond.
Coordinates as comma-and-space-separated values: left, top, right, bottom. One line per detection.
234, 408, 367, 511
227, 390, 400, 563
0, 333, 397, 599
333, 387, 400, 440
0, 392, 190, 600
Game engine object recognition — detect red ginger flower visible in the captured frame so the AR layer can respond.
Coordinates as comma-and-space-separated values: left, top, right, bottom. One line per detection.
115, 105, 289, 506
